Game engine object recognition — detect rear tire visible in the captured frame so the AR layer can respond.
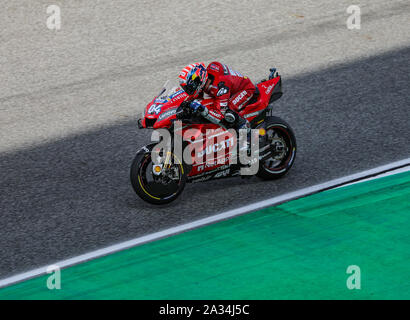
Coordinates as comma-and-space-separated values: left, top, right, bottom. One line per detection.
256, 116, 296, 180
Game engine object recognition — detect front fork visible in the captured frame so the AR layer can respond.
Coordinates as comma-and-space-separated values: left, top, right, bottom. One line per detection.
153, 134, 189, 179
150, 135, 173, 176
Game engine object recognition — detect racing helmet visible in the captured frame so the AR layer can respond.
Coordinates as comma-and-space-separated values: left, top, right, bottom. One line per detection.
178, 62, 208, 96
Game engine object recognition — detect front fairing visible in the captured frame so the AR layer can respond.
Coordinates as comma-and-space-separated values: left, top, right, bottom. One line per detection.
141, 81, 189, 129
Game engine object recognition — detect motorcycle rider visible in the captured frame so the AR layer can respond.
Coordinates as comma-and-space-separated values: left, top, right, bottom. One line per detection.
178, 62, 257, 137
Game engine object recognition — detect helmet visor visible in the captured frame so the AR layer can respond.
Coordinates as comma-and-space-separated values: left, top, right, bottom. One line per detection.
181, 77, 201, 96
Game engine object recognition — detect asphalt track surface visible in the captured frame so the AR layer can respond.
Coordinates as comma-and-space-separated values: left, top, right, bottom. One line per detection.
0, 0, 409, 278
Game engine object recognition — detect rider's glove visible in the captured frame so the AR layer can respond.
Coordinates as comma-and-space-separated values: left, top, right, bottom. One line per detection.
190, 100, 204, 113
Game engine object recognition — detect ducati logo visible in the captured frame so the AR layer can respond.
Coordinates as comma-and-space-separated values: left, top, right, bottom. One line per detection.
197, 138, 235, 157
232, 91, 247, 105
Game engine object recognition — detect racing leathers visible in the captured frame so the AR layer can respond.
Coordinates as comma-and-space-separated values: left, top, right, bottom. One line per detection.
194, 61, 256, 131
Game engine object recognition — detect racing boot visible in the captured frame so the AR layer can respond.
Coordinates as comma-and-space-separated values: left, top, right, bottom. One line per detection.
223, 109, 253, 162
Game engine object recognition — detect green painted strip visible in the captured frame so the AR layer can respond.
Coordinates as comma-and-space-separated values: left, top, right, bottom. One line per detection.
1, 171, 409, 299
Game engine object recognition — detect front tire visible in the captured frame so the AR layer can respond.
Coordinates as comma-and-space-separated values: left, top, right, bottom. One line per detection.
256, 116, 297, 180
130, 144, 187, 205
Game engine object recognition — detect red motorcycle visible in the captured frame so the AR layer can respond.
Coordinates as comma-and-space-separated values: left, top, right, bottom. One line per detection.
131, 68, 296, 204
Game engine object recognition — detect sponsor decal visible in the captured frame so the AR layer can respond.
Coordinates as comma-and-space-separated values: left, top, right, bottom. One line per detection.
169, 89, 184, 99
195, 164, 230, 175
232, 91, 247, 105
158, 108, 177, 121
191, 176, 212, 183
154, 97, 168, 103
196, 162, 217, 173
171, 93, 185, 102
209, 63, 220, 72
265, 84, 275, 94
214, 169, 230, 178
222, 63, 229, 75
244, 111, 261, 118
209, 110, 223, 119
217, 86, 229, 97
197, 138, 235, 157
238, 94, 253, 110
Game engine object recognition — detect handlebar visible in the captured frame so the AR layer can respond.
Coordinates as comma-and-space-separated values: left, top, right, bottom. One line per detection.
269, 68, 277, 80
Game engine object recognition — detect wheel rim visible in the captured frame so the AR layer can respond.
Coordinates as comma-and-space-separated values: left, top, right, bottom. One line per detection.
262, 124, 295, 174
137, 152, 185, 201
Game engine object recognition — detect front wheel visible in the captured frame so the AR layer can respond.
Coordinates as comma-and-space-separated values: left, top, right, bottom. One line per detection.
256, 116, 297, 180
130, 144, 187, 205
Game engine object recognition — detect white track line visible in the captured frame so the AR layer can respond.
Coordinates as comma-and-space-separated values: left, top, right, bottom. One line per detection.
0, 158, 409, 289
336, 165, 410, 188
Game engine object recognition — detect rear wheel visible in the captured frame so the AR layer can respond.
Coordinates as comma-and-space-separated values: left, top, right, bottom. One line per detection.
130, 144, 187, 205
256, 116, 296, 180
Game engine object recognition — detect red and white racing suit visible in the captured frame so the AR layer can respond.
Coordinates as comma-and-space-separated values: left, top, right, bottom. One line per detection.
201, 61, 256, 125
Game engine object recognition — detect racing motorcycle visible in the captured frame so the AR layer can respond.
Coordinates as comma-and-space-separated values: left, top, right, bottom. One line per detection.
131, 68, 296, 204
